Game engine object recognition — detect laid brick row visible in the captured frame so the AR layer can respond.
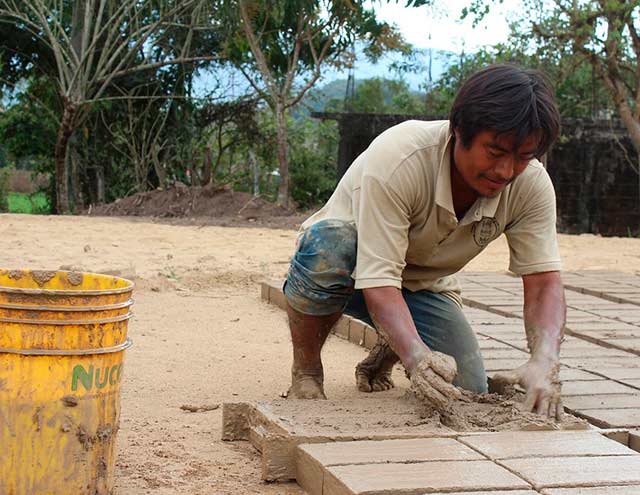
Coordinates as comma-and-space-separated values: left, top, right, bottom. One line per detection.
296, 431, 640, 495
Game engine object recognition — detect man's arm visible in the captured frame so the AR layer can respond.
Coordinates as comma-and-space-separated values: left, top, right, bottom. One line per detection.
363, 286, 462, 409
494, 270, 566, 419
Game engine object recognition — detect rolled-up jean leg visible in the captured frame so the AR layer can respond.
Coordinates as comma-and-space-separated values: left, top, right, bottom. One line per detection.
403, 290, 488, 393
284, 219, 358, 316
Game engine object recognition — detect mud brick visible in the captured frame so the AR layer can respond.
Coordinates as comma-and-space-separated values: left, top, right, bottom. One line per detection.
560, 346, 632, 358
562, 356, 639, 368
296, 446, 326, 495
574, 408, 640, 428
296, 437, 485, 494
562, 380, 637, 396
502, 455, 640, 489
567, 321, 638, 331
542, 487, 640, 495
348, 319, 367, 347
484, 358, 528, 372
558, 368, 601, 381
563, 394, 640, 410
602, 338, 640, 351
428, 492, 538, 495
582, 330, 640, 340
459, 431, 635, 460
332, 317, 350, 340
481, 348, 528, 359
588, 367, 640, 380
268, 282, 287, 310
630, 429, 640, 452
477, 340, 519, 350
601, 429, 630, 446
260, 281, 270, 302
363, 325, 378, 350
222, 395, 456, 482
323, 460, 531, 495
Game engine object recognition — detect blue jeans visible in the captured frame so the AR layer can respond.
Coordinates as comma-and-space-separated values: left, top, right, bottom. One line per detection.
284, 219, 488, 393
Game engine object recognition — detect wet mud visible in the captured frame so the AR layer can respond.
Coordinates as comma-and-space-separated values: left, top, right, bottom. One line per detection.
411, 387, 589, 431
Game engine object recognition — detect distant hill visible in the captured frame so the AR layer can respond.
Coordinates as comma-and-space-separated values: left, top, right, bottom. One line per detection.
321, 45, 453, 91
193, 46, 454, 102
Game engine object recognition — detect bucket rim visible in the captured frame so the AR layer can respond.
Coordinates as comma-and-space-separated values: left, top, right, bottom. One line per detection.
0, 299, 134, 312
0, 337, 133, 355
0, 285, 134, 296
0, 312, 133, 326
0, 269, 135, 295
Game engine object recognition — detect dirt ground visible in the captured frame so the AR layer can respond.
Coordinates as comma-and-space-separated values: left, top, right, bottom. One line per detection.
2, 213, 640, 494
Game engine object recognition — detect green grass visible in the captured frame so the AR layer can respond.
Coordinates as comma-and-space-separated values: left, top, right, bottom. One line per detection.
8, 192, 51, 214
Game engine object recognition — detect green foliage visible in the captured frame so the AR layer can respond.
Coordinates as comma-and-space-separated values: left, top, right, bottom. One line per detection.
324, 77, 425, 114
423, 35, 616, 119
458, 0, 636, 126
289, 119, 338, 208
8, 192, 50, 214
0, 78, 57, 170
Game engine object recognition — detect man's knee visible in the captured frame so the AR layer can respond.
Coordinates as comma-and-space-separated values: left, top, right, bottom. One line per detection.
284, 220, 357, 315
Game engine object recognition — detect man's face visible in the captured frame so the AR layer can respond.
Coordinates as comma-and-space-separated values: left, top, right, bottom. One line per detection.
453, 129, 539, 198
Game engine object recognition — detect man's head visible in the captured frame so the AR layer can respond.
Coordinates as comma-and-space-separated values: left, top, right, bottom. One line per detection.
449, 64, 560, 198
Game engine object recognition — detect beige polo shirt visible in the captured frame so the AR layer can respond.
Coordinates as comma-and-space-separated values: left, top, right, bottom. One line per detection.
301, 120, 561, 302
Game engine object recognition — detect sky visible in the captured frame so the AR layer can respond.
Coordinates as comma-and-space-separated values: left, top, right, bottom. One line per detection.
371, 0, 522, 53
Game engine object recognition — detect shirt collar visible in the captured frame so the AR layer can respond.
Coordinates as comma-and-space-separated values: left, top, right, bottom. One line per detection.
436, 131, 503, 223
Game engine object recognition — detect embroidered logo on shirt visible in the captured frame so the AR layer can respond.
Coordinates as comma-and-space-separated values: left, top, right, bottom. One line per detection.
472, 217, 500, 247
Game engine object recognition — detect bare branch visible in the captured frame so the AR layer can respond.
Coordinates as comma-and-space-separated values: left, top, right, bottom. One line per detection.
238, 0, 279, 96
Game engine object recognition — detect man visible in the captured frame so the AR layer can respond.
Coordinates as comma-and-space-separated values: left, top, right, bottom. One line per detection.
283, 64, 566, 419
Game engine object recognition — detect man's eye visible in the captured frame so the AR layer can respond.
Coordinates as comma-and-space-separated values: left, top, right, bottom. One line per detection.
488, 151, 503, 158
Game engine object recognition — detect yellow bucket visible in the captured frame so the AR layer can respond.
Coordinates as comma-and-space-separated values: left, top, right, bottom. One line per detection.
0, 270, 134, 495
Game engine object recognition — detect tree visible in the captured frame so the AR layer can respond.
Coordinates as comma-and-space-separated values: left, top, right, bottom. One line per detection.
464, 1, 640, 155
222, 0, 409, 207
0, 0, 219, 213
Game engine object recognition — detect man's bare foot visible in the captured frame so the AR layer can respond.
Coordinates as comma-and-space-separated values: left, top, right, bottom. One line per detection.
355, 340, 400, 392
287, 369, 327, 399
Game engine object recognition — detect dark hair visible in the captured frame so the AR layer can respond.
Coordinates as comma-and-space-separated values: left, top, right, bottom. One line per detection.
449, 64, 560, 156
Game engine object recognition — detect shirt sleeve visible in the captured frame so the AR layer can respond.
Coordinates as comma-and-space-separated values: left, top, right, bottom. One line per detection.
353, 173, 411, 289
505, 169, 562, 275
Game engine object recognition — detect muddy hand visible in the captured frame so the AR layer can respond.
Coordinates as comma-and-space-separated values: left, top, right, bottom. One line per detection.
355, 340, 400, 392
492, 356, 563, 420
409, 351, 462, 410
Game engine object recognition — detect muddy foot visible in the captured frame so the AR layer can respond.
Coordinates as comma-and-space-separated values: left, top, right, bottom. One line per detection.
355, 340, 400, 392
287, 369, 327, 399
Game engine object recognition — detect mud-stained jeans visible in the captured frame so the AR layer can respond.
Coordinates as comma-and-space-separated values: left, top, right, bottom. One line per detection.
284, 219, 488, 393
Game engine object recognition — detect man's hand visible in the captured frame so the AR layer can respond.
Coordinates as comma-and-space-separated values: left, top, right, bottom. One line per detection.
410, 351, 463, 410
492, 355, 563, 420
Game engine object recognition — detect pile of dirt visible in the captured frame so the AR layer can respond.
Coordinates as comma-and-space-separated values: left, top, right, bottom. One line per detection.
87, 183, 310, 229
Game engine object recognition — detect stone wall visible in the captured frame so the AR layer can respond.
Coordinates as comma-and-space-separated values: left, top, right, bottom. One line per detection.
548, 119, 640, 236
313, 112, 640, 236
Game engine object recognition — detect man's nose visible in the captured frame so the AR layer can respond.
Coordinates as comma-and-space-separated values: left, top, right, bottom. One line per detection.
494, 155, 515, 181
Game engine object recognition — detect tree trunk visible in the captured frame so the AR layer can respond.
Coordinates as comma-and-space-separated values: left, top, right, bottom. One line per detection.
96, 164, 105, 204
203, 145, 213, 186
54, 98, 77, 214
249, 150, 260, 197
151, 143, 167, 188
70, 143, 83, 210
275, 101, 289, 207
615, 103, 640, 157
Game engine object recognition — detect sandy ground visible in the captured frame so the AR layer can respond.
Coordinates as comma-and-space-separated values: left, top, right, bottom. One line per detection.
2, 213, 640, 494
